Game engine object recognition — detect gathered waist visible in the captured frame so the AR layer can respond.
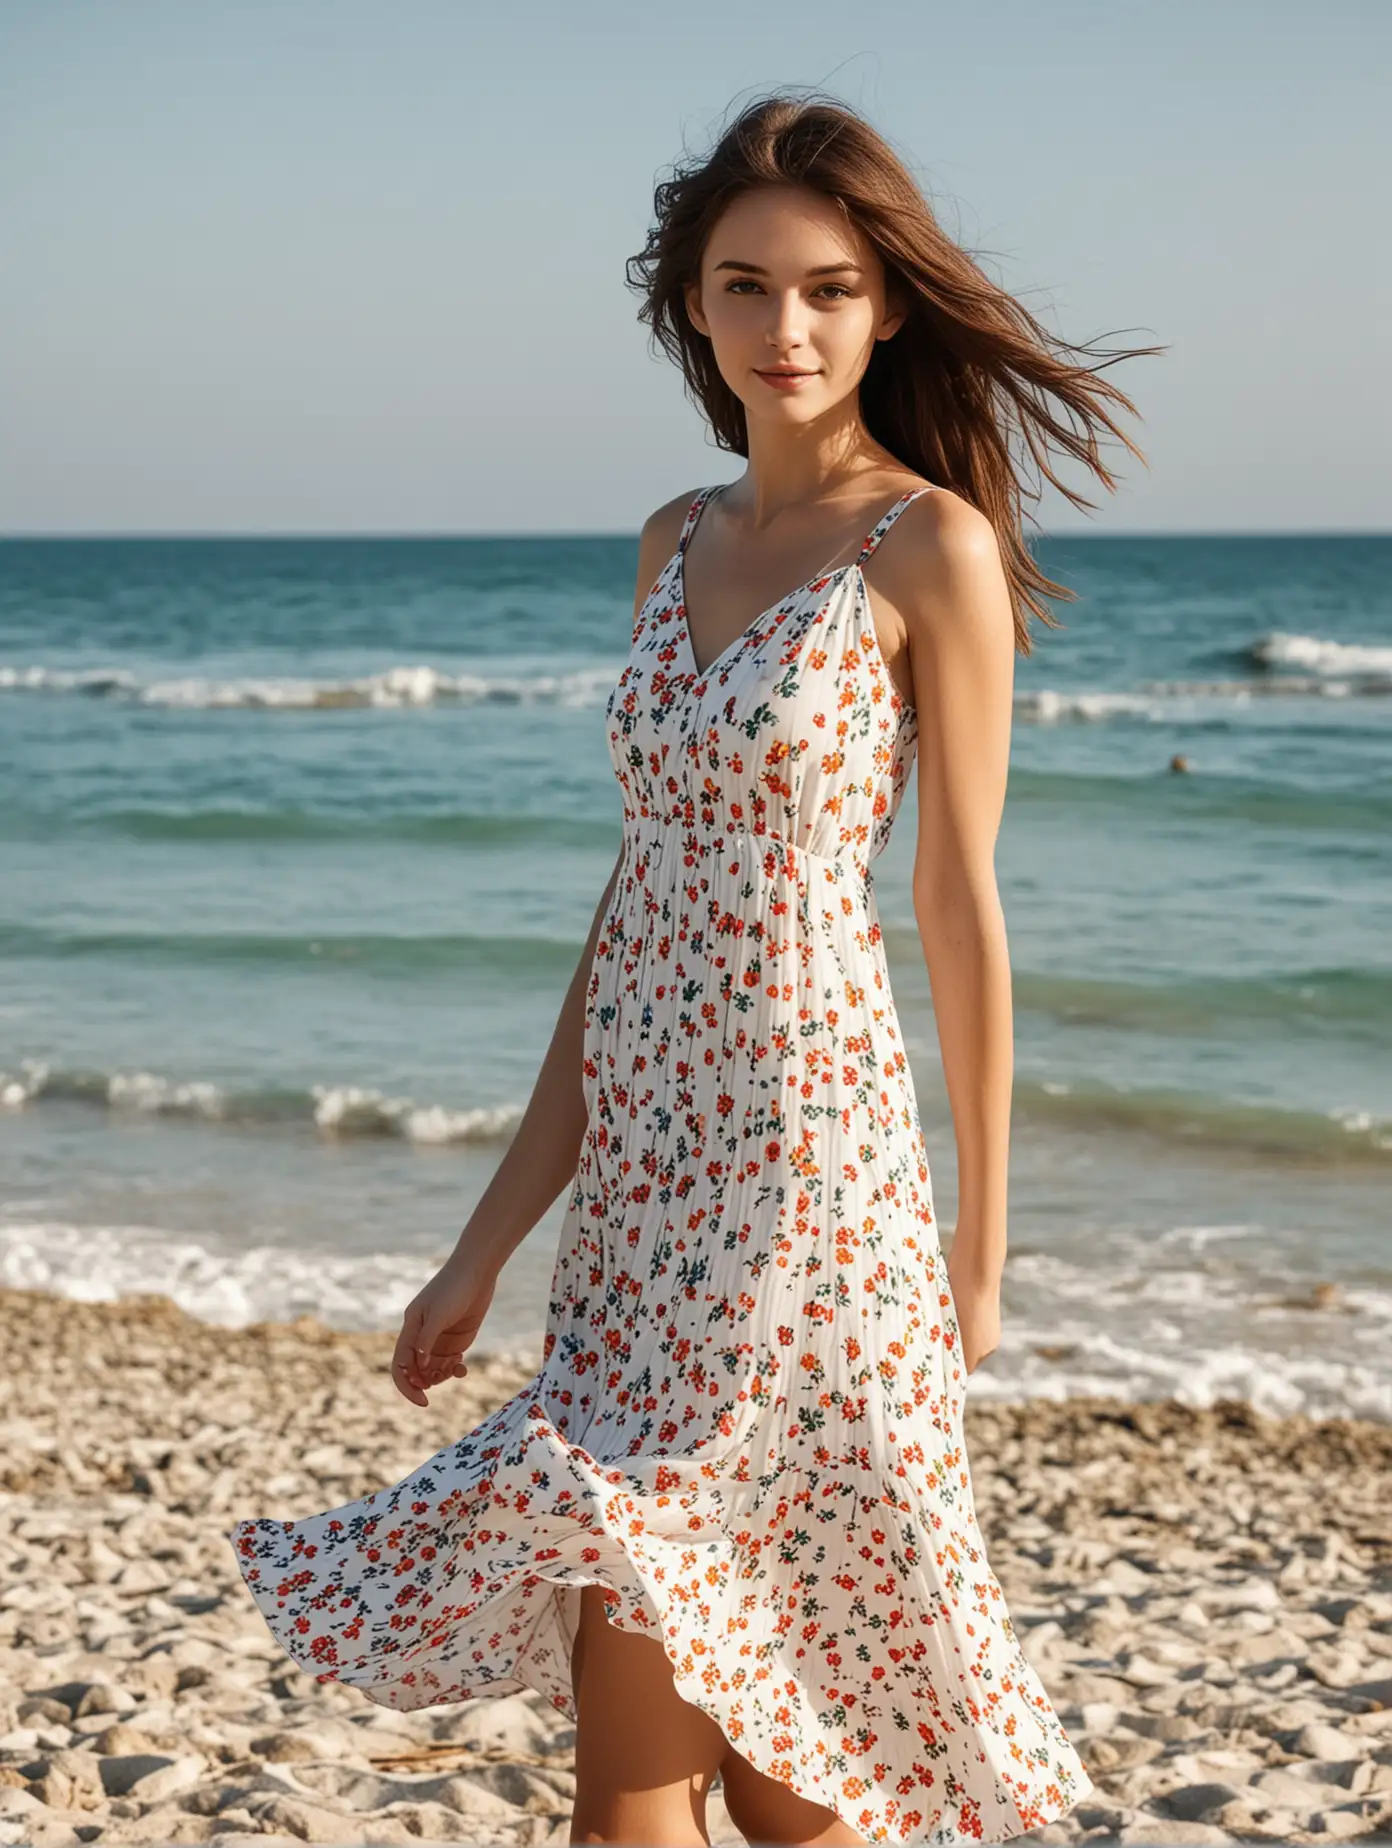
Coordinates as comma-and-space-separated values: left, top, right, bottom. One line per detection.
618, 808, 872, 886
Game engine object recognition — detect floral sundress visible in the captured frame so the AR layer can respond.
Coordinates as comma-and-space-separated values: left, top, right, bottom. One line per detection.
228, 483, 1095, 1845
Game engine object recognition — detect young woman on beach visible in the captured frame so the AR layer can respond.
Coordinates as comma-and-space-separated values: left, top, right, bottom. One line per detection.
230, 91, 1154, 1847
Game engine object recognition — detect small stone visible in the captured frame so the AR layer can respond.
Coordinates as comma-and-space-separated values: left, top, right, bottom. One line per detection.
250, 1728, 350, 1763
97, 1752, 187, 1800
41, 1752, 104, 1811
16, 1700, 70, 1728
1160, 1780, 1246, 1822
124, 1755, 206, 1805
73, 1684, 136, 1720
1214, 1800, 1306, 1840
250, 1794, 373, 1844
1293, 1720, 1367, 1760
91, 1722, 162, 1757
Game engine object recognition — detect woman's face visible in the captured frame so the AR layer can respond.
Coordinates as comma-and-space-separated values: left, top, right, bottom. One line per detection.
684, 183, 904, 426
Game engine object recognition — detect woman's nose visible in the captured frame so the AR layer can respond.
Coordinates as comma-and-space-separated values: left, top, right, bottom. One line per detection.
765, 290, 810, 345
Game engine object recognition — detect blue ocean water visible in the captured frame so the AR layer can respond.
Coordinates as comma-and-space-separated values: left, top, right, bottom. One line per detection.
1, 526, 1389, 1419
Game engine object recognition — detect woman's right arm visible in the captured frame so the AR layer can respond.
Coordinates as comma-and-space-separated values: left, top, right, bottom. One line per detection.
446, 835, 623, 1281
391, 843, 624, 1404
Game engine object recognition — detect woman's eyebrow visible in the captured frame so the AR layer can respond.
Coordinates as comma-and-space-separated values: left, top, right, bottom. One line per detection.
713, 260, 864, 277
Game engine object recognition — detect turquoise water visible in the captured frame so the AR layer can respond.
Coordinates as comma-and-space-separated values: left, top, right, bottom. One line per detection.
2, 529, 1389, 1419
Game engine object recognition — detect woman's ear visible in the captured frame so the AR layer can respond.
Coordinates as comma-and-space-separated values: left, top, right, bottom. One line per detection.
878, 287, 908, 343
684, 280, 710, 338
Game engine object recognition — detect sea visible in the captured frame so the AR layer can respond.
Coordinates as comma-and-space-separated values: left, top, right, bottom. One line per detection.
1, 524, 1388, 1422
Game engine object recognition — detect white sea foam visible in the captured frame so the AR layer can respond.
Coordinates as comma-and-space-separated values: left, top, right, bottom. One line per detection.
0, 664, 142, 695
1013, 672, 1385, 723
0, 1058, 523, 1145
0, 1062, 46, 1108
106, 1071, 228, 1117
1015, 689, 1159, 724
3, 1215, 1386, 1419
310, 1083, 523, 1145
0, 1059, 232, 1118
991, 1241, 1392, 1423
1250, 630, 1392, 679
0, 661, 618, 710
0, 1219, 549, 1361
4, 655, 1386, 718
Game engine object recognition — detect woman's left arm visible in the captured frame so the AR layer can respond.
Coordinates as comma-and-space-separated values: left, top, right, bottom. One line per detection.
896, 494, 1018, 1374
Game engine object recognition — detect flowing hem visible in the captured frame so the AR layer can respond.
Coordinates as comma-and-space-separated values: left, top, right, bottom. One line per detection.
226, 1384, 1096, 1846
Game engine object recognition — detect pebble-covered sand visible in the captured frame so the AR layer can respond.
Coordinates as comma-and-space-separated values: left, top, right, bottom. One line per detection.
1, 1285, 1389, 1848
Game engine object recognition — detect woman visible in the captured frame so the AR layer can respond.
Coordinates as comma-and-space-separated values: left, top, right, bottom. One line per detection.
230, 91, 1154, 1847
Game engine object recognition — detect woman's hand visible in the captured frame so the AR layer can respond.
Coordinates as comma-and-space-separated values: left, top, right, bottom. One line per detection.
390, 1246, 498, 1406
946, 1243, 1002, 1376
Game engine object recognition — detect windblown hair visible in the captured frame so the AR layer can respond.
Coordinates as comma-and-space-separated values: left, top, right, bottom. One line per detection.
625, 90, 1163, 653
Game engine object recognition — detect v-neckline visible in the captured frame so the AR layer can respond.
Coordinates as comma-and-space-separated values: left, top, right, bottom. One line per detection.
676, 543, 858, 682
673, 485, 917, 682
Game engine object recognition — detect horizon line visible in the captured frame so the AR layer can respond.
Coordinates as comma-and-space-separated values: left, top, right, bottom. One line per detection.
3, 526, 1389, 542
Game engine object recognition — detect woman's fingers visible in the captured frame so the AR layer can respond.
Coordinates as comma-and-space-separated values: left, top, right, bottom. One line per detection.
390, 1305, 471, 1403
390, 1306, 430, 1403
414, 1343, 468, 1383
408, 1330, 468, 1383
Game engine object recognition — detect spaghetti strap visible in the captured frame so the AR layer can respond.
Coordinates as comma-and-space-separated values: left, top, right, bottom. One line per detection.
855, 483, 937, 568
677, 484, 725, 555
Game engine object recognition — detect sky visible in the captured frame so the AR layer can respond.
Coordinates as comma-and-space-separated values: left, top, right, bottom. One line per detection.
1, 0, 1388, 536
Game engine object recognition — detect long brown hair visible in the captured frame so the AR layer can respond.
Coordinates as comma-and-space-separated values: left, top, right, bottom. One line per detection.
624, 90, 1164, 654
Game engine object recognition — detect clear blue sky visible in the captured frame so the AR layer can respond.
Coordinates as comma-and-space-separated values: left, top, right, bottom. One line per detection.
2, 0, 1387, 535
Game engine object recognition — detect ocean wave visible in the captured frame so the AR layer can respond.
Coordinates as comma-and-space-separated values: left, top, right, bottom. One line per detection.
309, 1084, 522, 1146
0, 1058, 522, 1147
2, 1220, 1386, 1420
1010, 963, 1392, 1037
4, 772, 1385, 846
0, 804, 621, 847
1016, 673, 1390, 724
1011, 1075, 1392, 1167
5, 656, 1388, 721
0, 920, 581, 978
1006, 767, 1392, 833
1247, 631, 1392, 680
0, 661, 618, 710
4, 1050, 1387, 1168
881, 941, 1392, 1039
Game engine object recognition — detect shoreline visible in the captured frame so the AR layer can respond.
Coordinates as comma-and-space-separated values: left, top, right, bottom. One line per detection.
2, 1286, 1390, 1845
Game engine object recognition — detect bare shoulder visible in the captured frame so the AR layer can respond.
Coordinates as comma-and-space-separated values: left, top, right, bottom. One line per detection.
859, 483, 1012, 708
640, 484, 708, 561
880, 485, 1010, 645
632, 485, 710, 618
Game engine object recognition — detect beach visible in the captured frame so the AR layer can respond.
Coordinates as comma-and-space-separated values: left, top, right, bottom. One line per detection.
1, 528, 1389, 1844
1, 1284, 1389, 1847
6, 11, 1389, 1842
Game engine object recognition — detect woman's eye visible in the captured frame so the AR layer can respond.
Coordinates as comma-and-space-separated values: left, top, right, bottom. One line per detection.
724, 281, 851, 300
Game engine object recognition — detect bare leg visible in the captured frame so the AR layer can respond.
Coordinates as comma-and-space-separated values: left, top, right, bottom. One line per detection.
719, 1749, 871, 1847
569, 1582, 727, 1846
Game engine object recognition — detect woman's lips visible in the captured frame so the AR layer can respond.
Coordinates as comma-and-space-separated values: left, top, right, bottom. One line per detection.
755, 369, 820, 391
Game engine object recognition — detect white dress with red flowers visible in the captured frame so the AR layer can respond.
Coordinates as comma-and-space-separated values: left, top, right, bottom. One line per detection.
228, 483, 1094, 1845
